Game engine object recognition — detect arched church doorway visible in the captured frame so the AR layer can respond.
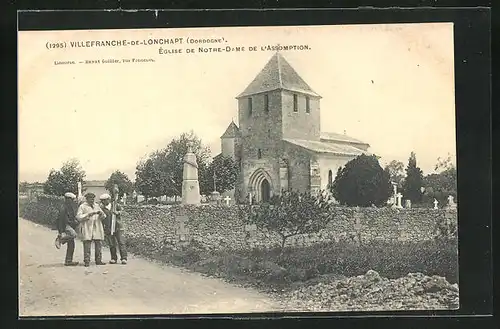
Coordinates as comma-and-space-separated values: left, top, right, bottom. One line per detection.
261, 179, 271, 203
248, 168, 273, 203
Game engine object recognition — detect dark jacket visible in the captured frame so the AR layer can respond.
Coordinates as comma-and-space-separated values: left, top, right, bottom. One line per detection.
57, 202, 78, 234
101, 203, 123, 235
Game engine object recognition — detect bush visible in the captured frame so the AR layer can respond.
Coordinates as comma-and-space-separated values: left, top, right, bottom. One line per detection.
273, 239, 458, 284
240, 190, 336, 254
332, 154, 392, 207
19, 195, 63, 229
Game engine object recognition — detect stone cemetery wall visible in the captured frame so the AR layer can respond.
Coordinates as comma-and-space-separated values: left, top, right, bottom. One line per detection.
121, 204, 458, 251
19, 196, 457, 252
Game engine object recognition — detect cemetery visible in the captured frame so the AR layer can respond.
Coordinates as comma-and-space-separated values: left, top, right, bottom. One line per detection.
19, 191, 458, 311
18, 144, 459, 311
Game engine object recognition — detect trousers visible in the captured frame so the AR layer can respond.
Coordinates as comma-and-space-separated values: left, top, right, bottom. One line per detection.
60, 225, 77, 263
83, 240, 102, 264
106, 230, 128, 261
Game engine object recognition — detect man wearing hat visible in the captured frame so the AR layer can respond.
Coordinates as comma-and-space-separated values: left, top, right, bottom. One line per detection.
76, 192, 107, 267
54, 192, 79, 266
100, 193, 128, 264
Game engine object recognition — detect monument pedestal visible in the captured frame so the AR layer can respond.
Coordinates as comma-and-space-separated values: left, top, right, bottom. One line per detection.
181, 146, 201, 206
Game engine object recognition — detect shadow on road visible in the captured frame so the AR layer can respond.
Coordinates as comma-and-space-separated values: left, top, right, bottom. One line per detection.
37, 263, 75, 268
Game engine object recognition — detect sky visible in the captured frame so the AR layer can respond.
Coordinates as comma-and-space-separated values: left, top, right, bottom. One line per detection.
18, 23, 456, 183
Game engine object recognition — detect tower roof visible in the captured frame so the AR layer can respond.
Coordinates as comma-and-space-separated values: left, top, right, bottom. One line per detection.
237, 52, 320, 98
220, 121, 241, 138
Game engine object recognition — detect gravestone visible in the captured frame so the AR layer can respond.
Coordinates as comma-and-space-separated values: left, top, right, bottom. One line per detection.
395, 193, 403, 208
245, 224, 257, 239
405, 199, 412, 209
446, 195, 457, 210
223, 196, 231, 206
210, 191, 221, 204
175, 215, 190, 244
354, 215, 362, 230
77, 182, 82, 199
399, 231, 409, 242
433, 198, 439, 209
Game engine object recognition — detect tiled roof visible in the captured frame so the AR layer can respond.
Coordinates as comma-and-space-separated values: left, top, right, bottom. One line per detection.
237, 52, 320, 98
320, 132, 369, 146
283, 138, 369, 156
220, 121, 241, 138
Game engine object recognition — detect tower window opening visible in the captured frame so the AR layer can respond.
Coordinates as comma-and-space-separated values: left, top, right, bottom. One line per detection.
264, 94, 269, 113
293, 94, 298, 112
257, 149, 262, 159
306, 96, 310, 113
248, 97, 253, 117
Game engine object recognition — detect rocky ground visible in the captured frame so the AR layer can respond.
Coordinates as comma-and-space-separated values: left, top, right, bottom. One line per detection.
278, 270, 459, 312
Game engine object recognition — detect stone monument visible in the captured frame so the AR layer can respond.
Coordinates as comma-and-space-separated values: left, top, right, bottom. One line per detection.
433, 198, 439, 209
181, 144, 201, 205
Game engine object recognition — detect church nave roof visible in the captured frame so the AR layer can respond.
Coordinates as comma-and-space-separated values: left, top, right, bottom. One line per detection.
283, 138, 369, 157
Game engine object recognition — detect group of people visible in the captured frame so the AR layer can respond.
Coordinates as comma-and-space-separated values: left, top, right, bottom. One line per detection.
55, 191, 128, 267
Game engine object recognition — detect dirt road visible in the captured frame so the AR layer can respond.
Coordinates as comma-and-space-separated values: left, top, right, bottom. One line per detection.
19, 218, 281, 316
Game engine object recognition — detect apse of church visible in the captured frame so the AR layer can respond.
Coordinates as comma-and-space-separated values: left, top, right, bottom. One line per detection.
220, 52, 371, 203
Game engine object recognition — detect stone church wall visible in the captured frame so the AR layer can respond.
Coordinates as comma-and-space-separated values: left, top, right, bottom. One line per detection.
282, 142, 311, 192
317, 155, 358, 191
281, 90, 321, 140
237, 89, 284, 201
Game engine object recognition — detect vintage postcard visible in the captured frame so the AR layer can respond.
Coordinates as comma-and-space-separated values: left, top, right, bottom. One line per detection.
18, 23, 458, 316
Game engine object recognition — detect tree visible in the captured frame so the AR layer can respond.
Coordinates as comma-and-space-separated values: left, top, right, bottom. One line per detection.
134, 131, 211, 198
402, 152, 424, 204
205, 154, 239, 194
239, 190, 335, 256
135, 155, 171, 199
163, 131, 211, 196
105, 170, 134, 198
19, 181, 30, 193
423, 154, 457, 205
384, 160, 405, 188
43, 159, 86, 196
331, 154, 392, 207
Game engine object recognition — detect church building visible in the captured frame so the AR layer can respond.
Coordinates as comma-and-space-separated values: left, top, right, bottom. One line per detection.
220, 52, 371, 203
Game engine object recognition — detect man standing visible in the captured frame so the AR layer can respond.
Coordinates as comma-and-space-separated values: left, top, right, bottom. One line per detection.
76, 193, 106, 267
54, 192, 79, 266
99, 193, 128, 264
